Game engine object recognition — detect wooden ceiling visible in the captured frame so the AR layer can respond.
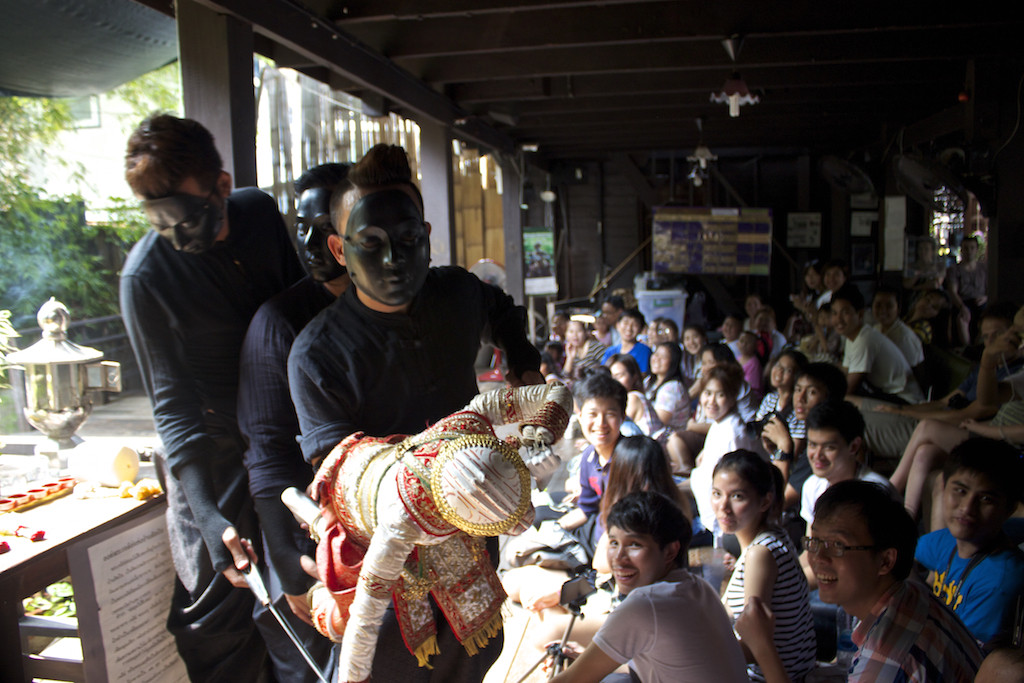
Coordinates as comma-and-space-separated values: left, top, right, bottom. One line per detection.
146, 0, 1021, 162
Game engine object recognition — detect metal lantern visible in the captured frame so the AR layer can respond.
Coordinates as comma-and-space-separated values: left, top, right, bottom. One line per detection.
7, 298, 121, 452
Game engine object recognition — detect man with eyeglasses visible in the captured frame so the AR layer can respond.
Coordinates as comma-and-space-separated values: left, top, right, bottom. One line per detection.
741, 480, 981, 682
120, 114, 304, 680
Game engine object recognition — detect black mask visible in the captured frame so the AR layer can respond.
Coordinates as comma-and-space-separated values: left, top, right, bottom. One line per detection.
143, 190, 224, 253
296, 187, 345, 282
343, 189, 429, 311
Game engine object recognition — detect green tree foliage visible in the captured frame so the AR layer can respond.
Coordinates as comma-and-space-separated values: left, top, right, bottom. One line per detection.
0, 97, 72, 207
0, 64, 180, 329
0, 180, 142, 326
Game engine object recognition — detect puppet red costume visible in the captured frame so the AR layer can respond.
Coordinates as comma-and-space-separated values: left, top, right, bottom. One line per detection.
307, 383, 571, 682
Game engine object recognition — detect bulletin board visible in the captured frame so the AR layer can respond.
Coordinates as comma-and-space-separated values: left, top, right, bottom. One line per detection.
652, 207, 773, 276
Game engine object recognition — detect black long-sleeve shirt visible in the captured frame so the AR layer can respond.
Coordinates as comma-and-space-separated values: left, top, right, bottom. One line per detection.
120, 187, 303, 567
288, 266, 541, 464
238, 275, 335, 593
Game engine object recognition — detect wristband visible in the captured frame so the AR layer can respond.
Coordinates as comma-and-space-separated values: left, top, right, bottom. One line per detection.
771, 448, 793, 462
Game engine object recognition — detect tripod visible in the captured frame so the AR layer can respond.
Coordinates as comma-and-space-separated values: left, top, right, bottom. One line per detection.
514, 596, 587, 682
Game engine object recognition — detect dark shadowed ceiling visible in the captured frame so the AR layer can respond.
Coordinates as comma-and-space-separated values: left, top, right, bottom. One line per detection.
305, 1, 1017, 160
8, 0, 1021, 163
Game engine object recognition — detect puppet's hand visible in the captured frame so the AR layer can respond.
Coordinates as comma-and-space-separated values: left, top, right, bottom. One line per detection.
520, 425, 561, 480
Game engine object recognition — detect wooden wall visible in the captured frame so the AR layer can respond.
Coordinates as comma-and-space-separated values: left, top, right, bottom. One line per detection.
452, 148, 505, 270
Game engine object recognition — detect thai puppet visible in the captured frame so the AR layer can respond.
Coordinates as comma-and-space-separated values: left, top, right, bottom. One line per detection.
299, 382, 572, 682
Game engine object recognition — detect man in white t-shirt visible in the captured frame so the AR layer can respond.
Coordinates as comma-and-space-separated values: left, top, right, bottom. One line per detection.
832, 284, 923, 403
871, 286, 924, 369
798, 401, 893, 588
550, 491, 747, 683
799, 401, 892, 527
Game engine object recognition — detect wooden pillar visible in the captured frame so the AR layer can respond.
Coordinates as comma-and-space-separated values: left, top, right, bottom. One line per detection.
986, 65, 1024, 305
419, 120, 455, 266
500, 157, 525, 304
175, 0, 257, 188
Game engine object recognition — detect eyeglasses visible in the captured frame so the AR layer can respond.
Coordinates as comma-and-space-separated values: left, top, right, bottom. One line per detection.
802, 536, 877, 558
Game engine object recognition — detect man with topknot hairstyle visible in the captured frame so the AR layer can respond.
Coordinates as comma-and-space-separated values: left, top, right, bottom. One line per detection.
289, 143, 543, 682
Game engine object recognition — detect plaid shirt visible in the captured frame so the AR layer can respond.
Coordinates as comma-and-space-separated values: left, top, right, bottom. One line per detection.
850, 578, 982, 682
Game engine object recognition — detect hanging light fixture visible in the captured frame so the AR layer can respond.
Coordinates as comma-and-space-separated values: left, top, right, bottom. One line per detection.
685, 117, 717, 186
686, 165, 707, 187
710, 72, 760, 117
709, 35, 760, 118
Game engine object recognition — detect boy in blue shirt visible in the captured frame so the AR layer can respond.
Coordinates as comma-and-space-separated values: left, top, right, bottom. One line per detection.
915, 437, 1024, 647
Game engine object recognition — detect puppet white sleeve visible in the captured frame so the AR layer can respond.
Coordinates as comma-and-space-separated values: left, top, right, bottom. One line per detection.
339, 477, 421, 682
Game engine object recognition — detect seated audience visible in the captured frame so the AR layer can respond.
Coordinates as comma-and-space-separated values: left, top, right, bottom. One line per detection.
891, 321, 1024, 525
907, 288, 953, 350
755, 349, 809, 480
609, 354, 663, 439
563, 318, 607, 381
815, 259, 849, 309
752, 306, 789, 364
915, 438, 1024, 648
756, 349, 809, 422
592, 311, 613, 347
601, 295, 625, 346
540, 348, 566, 384
947, 235, 987, 348
644, 341, 689, 431
831, 283, 923, 404
745, 480, 983, 682
667, 343, 758, 475
602, 308, 652, 373
786, 260, 824, 341
743, 292, 766, 331
871, 284, 924, 369
713, 450, 817, 682
647, 316, 680, 348
550, 311, 570, 342
904, 236, 947, 293
797, 302, 842, 365
780, 363, 849, 513
689, 364, 760, 536
556, 372, 627, 547
503, 436, 683, 655
865, 303, 1017, 461
549, 491, 748, 683
721, 313, 744, 360
737, 330, 765, 399
681, 323, 708, 396
800, 401, 892, 528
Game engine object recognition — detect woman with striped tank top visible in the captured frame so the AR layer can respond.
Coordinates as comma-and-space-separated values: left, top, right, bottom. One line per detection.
712, 449, 817, 682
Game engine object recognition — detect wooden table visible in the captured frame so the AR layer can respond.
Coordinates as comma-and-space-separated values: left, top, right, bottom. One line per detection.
0, 491, 166, 682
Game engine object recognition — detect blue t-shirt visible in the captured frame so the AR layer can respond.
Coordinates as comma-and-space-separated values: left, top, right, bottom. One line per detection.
957, 358, 1024, 401
602, 342, 653, 374
577, 444, 610, 521
915, 528, 1024, 644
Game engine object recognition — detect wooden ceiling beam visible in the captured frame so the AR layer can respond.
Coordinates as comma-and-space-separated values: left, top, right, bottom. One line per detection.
187, 0, 514, 154
451, 61, 954, 104
403, 24, 1008, 84
331, 0, 663, 23
339, 3, 1004, 62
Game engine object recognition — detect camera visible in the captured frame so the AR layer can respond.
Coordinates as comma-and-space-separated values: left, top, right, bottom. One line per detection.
746, 411, 776, 437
